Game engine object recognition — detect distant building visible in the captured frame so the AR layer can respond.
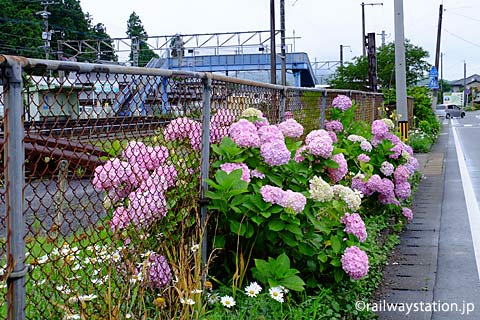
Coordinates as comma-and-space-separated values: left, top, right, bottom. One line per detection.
449, 74, 480, 92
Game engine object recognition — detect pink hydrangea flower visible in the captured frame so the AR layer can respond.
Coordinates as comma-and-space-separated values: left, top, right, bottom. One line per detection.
139, 165, 178, 193
260, 185, 285, 205
211, 108, 236, 127
328, 131, 338, 143
251, 169, 266, 179
402, 207, 413, 222
305, 130, 333, 159
258, 125, 284, 144
260, 140, 291, 166
341, 212, 367, 242
220, 162, 251, 182
210, 125, 229, 144
327, 153, 348, 183
228, 119, 261, 148
278, 190, 307, 213
341, 246, 369, 280
284, 111, 294, 120
394, 165, 410, 184
294, 146, 308, 163
332, 95, 352, 111
164, 117, 200, 141
278, 119, 304, 138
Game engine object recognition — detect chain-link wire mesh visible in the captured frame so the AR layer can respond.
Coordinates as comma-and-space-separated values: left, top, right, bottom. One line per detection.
0, 55, 414, 319
0, 83, 6, 315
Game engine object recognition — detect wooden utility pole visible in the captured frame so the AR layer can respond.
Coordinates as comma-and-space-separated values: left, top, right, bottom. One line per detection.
432, 4, 443, 111
367, 33, 378, 92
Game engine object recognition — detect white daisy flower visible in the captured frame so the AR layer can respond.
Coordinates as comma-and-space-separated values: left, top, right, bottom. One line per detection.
207, 293, 220, 305
37, 255, 49, 264
220, 295, 236, 308
111, 251, 121, 262
64, 314, 81, 320
244, 282, 262, 297
191, 244, 200, 252
191, 289, 203, 294
269, 287, 284, 303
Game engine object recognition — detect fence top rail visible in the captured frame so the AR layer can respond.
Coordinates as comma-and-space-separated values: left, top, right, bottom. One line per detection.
0, 55, 388, 97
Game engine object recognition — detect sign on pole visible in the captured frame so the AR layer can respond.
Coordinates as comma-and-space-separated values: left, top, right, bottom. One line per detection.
428, 77, 440, 90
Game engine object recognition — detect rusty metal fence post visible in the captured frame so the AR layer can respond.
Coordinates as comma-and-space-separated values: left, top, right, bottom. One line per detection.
3, 59, 27, 319
199, 75, 212, 277
320, 90, 327, 129
279, 88, 286, 122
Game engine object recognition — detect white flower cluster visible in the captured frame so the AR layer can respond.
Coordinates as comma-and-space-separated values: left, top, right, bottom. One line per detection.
381, 118, 395, 129
347, 134, 367, 143
309, 176, 334, 202
332, 185, 363, 211
241, 107, 263, 118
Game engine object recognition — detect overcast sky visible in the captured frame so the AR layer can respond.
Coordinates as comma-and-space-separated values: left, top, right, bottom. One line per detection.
79, 0, 480, 81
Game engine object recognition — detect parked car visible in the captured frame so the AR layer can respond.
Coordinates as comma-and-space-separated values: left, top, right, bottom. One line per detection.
435, 104, 465, 119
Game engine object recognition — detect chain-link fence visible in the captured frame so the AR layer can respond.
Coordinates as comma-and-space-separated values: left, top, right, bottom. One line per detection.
0, 54, 413, 319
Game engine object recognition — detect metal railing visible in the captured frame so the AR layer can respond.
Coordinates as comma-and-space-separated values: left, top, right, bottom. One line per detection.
0, 54, 412, 319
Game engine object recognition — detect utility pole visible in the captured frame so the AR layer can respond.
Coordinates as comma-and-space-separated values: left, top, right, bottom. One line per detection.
36, 1, 55, 60
394, 0, 408, 140
379, 30, 386, 46
280, 0, 286, 86
366, 33, 378, 92
361, 2, 383, 57
340, 44, 351, 66
464, 61, 467, 107
270, 0, 277, 84
440, 52, 444, 102
432, 4, 443, 111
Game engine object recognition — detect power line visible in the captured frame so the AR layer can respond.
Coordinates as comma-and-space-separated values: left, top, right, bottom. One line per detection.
446, 11, 480, 23
443, 29, 480, 49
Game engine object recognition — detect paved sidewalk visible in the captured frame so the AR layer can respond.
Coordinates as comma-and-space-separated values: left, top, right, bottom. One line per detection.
376, 123, 480, 319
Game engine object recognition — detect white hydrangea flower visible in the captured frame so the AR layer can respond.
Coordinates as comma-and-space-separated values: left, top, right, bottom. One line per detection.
241, 108, 263, 118
347, 134, 367, 143
309, 176, 334, 202
381, 118, 395, 129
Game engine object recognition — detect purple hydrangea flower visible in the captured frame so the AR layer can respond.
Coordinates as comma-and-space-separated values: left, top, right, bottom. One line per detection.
380, 161, 395, 176
402, 207, 414, 222
371, 120, 389, 139
357, 154, 370, 163
360, 141, 372, 152
284, 111, 294, 120
332, 95, 353, 111
251, 169, 266, 179
261, 140, 291, 166
220, 162, 251, 183
352, 176, 373, 196
341, 246, 369, 280
278, 119, 304, 138
328, 153, 348, 183
395, 181, 411, 200
146, 253, 173, 288
325, 120, 343, 132
341, 212, 367, 242
164, 117, 201, 141
294, 146, 308, 163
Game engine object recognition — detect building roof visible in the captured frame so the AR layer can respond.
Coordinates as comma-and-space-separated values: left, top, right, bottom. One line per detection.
449, 74, 480, 86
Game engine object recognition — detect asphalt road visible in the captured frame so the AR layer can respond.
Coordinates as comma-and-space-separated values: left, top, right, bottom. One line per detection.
433, 111, 480, 319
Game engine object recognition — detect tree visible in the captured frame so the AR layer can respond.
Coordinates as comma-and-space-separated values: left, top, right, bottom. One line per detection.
126, 11, 158, 67
329, 40, 431, 90
0, 0, 116, 61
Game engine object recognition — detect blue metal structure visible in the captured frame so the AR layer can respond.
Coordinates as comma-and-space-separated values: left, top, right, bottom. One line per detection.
159, 52, 317, 88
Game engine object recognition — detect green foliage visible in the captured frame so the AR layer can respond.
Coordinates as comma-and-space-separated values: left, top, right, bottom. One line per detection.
252, 253, 306, 292
0, 0, 117, 61
126, 11, 159, 66
329, 40, 430, 90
